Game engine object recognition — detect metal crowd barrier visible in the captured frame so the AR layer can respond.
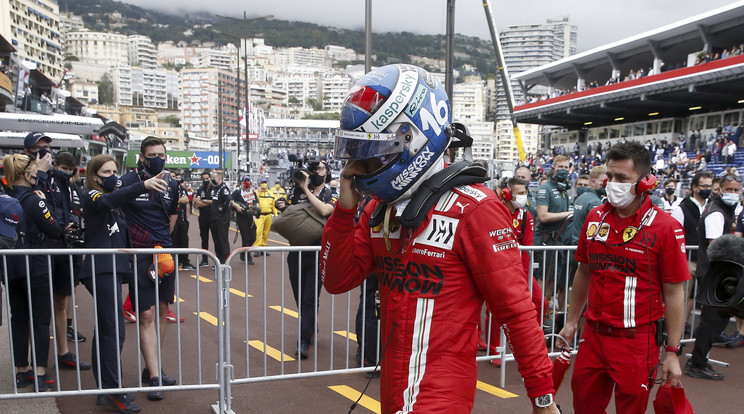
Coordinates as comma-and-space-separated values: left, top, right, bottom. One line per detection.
0, 244, 704, 413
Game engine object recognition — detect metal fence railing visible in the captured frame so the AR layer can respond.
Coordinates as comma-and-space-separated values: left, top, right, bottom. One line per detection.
0, 244, 703, 413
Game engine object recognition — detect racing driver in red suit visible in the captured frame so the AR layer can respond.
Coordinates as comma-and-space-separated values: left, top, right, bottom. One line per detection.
320, 64, 558, 414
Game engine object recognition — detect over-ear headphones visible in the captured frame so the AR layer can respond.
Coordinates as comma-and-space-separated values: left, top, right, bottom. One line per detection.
601, 172, 658, 195
636, 171, 658, 195
501, 184, 512, 201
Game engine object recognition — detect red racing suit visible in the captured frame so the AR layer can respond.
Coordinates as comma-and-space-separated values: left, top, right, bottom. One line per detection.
321, 183, 554, 413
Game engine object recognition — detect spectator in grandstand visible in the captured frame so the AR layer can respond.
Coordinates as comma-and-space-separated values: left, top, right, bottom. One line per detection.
24, 134, 91, 371
558, 142, 688, 413
79, 154, 166, 412
686, 174, 742, 379
3, 154, 62, 392
194, 171, 213, 267
534, 155, 573, 310
672, 171, 714, 336
118, 136, 180, 401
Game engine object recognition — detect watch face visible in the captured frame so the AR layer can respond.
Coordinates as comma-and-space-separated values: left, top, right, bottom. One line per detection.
535, 394, 553, 407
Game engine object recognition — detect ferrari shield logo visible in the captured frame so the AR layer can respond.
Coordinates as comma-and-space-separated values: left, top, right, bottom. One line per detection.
623, 227, 638, 243
513, 218, 519, 228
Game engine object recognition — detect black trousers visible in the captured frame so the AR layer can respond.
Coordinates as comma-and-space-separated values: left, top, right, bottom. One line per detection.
355, 273, 380, 365
690, 305, 731, 368
171, 218, 192, 266
82, 272, 125, 389
8, 275, 51, 368
288, 250, 322, 345
198, 214, 211, 261
210, 218, 230, 264
235, 213, 256, 260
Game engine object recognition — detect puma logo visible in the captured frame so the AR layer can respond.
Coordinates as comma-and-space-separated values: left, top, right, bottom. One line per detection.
455, 201, 470, 214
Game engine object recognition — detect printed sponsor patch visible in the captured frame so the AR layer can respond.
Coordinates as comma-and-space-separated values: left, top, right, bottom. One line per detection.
492, 240, 518, 253
586, 221, 599, 238
414, 215, 458, 250
405, 83, 428, 117
454, 185, 487, 202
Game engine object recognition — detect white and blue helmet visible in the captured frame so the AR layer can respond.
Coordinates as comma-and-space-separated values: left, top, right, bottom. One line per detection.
334, 64, 451, 203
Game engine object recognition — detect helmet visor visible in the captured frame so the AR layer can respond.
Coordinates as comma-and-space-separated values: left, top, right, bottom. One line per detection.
333, 129, 404, 161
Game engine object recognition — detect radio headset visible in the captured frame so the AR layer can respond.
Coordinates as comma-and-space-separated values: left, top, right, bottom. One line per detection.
593, 171, 667, 386
500, 181, 513, 201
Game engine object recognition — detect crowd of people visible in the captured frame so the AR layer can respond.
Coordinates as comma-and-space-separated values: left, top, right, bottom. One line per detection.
522, 41, 744, 105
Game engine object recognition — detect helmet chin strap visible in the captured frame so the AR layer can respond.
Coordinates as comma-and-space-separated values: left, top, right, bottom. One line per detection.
447, 122, 475, 162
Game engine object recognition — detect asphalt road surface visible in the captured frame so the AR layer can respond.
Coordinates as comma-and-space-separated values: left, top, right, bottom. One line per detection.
6, 212, 742, 413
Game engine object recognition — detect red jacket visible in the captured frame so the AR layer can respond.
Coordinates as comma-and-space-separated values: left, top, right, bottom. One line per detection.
321, 183, 554, 413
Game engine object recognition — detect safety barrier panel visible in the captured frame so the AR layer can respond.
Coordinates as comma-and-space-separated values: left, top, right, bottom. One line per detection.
0, 244, 703, 413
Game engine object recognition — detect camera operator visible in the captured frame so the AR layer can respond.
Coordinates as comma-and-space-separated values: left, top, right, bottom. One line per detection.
276, 160, 334, 359
208, 171, 232, 264
23, 133, 91, 371
194, 171, 213, 267
252, 178, 277, 256
232, 176, 257, 264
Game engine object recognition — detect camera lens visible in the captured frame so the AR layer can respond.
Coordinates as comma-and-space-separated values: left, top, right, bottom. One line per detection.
292, 169, 305, 182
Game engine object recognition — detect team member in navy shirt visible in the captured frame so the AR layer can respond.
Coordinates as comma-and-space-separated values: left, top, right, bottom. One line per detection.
80, 154, 166, 413
118, 136, 179, 401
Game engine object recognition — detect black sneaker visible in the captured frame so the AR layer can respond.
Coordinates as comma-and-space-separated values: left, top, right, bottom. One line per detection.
147, 377, 164, 400
684, 360, 725, 380
67, 326, 87, 342
15, 370, 34, 389
198, 260, 210, 267
142, 368, 176, 386
180, 263, 197, 271
253, 251, 260, 257
58, 352, 92, 370
100, 393, 142, 413
295, 341, 309, 360
36, 374, 55, 392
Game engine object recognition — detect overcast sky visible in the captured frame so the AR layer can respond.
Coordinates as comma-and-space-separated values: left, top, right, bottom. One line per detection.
122, 0, 741, 52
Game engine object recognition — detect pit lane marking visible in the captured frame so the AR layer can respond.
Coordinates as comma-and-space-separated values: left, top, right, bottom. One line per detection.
476, 380, 518, 398
328, 385, 380, 413
269, 305, 298, 318
248, 340, 296, 362
229, 288, 252, 298
193, 311, 219, 326
190, 274, 213, 283
334, 330, 358, 342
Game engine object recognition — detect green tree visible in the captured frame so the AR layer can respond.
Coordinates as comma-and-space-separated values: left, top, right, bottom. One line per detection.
161, 115, 181, 127
98, 73, 114, 105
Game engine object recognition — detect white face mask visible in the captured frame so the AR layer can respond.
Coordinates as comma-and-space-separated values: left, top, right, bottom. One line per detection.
721, 193, 739, 206
605, 182, 636, 209
512, 194, 528, 208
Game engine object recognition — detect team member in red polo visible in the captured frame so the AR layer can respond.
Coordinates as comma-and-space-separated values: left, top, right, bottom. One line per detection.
558, 142, 689, 414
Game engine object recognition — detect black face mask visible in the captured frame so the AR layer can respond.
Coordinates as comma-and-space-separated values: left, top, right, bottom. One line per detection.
310, 174, 325, 187
665, 188, 675, 195
203, 179, 210, 187
210, 179, 218, 186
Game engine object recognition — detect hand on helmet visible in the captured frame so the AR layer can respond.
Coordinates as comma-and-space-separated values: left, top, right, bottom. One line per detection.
338, 160, 369, 210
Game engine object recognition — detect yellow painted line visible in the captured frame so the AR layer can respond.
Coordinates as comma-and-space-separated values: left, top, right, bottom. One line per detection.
269, 305, 298, 318
328, 385, 380, 413
229, 288, 252, 298
193, 311, 219, 326
334, 330, 358, 342
248, 340, 296, 362
174, 296, 185, 302
190, 274, 213, 283
476, 380, 518, 399
268, 238, 289, 246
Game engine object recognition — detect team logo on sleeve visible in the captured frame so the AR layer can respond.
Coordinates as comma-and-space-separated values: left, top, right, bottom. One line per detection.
586, 222, 599, 238
414, 215, 458, 250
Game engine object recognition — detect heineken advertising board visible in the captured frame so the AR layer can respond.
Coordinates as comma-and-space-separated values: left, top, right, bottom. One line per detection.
125, 151, 231, 169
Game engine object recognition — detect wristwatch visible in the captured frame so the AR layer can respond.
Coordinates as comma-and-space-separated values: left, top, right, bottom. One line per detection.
665, 345, 681, 354
534, 393, 554, 408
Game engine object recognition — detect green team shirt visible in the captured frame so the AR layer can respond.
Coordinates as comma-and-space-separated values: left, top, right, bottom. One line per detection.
571, 189, 604, 244
650, 195, 665, 210
524, 192, 537, 222
533, 179, 572, 245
